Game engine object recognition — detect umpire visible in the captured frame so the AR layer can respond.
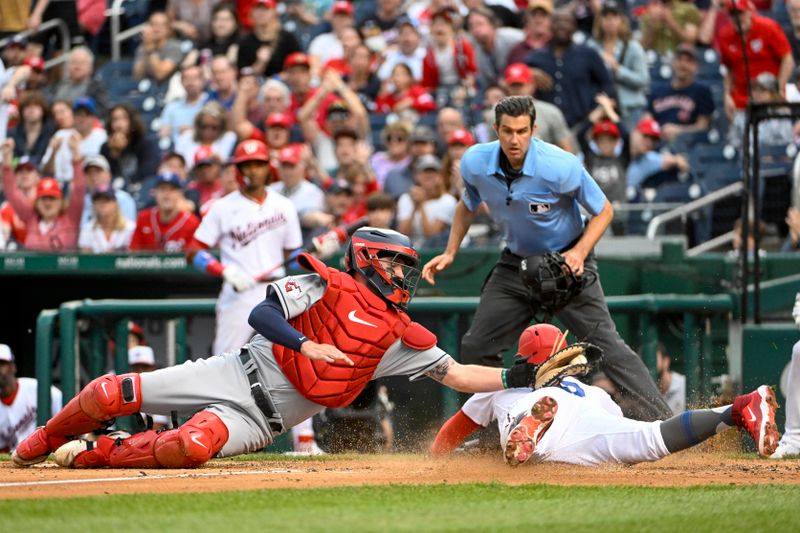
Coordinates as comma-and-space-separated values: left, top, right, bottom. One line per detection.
422, 96, 671, 421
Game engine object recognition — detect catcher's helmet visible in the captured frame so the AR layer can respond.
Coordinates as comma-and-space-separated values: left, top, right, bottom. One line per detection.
519, 252, 587, 317
516, 324, 568, 365
344, 227, 421, 309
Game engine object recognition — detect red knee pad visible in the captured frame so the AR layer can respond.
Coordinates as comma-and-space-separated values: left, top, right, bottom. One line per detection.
154, 411, 229, 468
79, 373, 143, 422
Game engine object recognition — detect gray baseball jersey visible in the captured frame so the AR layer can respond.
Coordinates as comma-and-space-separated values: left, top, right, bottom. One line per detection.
139, 272, 449, 457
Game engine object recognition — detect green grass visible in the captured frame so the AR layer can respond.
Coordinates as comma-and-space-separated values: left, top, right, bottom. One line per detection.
3, 483, 799, 532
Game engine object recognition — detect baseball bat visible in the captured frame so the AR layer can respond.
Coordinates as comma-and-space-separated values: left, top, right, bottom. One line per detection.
253, 218, 369, 282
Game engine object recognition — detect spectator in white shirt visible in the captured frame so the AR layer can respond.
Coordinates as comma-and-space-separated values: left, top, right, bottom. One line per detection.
308, 1, 356, 70
174, 101, 237, 170
78, 186, 136, 253
159, 64, 207, 145
269, 143, 327, 236
41, 96, 107, 184
396, 154, 456, 248
377, 16, 426, 81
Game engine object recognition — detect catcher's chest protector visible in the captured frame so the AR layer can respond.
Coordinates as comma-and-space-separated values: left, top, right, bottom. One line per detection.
272, 255, 433, 407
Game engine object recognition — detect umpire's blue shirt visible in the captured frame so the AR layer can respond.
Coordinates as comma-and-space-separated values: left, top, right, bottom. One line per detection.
460, 138, 608, 256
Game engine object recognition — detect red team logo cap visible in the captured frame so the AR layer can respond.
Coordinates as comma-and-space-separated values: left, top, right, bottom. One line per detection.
23, 56, 45, 72
266, 112, 294, 129
636, 117, 661, 140
447, 129, 476, 147
253, 0, 276, 9
591, 120, 621, 139
233, 139, 270, 164
278, 144, 303, 165
516, 324, 568, 365
331, 1, 354, 16
36, 178, 63, 199
504, 63, 533, 85
283, 52, 311, 70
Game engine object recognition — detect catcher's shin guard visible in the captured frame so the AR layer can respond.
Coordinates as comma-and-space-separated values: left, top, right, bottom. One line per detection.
14, 374, 143, 464
72, 411, 229, 468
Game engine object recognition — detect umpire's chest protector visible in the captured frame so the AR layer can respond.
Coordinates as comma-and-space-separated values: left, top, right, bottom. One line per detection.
272, 254, 436, 407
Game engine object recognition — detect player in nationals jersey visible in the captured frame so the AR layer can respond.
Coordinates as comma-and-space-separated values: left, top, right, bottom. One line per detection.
13, 228, 542, 468
187, 139, 303, 356
431, 324, 781, 465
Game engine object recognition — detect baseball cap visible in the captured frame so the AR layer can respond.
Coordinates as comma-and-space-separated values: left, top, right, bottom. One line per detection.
83, 154, 110, 172
129, 322, 146, 343
155, 171, 183, 189
284, 52, 311, 70
194, 145, 219, 166
675, 43, 698, 61
331, 1, 354, 16
636, 117, 661, 139
591, 120, 621, 139
253, 0, 276, 9
395, 15, 419, 32
0, 344, 14, 363
73, 96, 97, 115
128, 345, 156, 367
14, 155, 36, 172
409, 125, 436, 143
504, 63, 533, 85
415, 154, 442, 173
91, 185, 117, 201
5, 35, 27, 49
266, 112, 294, 129
431, 7, 458, 23
23, 56, 45, 72
600, 0, 623, 14
753, 72, 779, 92
278, 144, 303, 165
448, 129, 476, 147
528, 0, 554, 14
36, 178, 63, 199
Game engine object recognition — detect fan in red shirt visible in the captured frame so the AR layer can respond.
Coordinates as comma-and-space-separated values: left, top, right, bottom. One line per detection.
718, 0, 794, 116
130, 172, 200, 252
375, 63, 436, 115
283, 52, 317, 119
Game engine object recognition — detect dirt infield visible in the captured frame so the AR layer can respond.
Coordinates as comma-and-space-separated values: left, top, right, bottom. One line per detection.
2, 452, 800, 500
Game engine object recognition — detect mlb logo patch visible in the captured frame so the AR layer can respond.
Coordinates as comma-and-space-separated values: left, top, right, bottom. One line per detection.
529, 203, 551, 214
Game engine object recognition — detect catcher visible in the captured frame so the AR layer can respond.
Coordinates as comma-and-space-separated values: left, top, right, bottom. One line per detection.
431, 324, 781, 465
13, 228, 542, 469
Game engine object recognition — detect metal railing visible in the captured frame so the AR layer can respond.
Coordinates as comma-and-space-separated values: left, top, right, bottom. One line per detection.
109, 0, 146, 61
0, 19, 71, 79
646, 181, 744, 239
34, 294, 735, 425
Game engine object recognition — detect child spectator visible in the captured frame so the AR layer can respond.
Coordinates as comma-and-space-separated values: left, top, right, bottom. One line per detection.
100, 103, 160, 186
365, 192, 397, 229
647, 44, 714, 142
627, 117, 689, 189
78, 186, 136, 253
130, 172, 200, 252
583, 120, 629, 235
133, 12, 184, 84
396, 154, 457, 248
2, 135, 85, 251
376, 63, 436, 117
422, 8, 477, 105
442, 128, 476, 198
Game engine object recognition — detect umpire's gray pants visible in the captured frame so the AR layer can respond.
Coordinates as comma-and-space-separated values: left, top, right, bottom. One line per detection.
460, 252, 672, 421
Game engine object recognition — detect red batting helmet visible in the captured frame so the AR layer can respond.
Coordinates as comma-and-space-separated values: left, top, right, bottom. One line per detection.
233, 139, 270, 165
344, 227, 421, 310
516, 324, 568, 365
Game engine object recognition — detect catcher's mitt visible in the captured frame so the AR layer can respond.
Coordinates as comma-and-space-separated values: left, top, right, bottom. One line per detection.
533, 342, 603, 389
519, 252, 588, 317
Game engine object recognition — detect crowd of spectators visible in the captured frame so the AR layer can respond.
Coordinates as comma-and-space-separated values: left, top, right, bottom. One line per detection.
1, 0, 800, 253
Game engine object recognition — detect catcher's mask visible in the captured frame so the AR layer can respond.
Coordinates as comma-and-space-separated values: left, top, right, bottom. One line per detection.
519, 252, 590, 318
345, 227, 421, 310
516, 324, 568, 365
